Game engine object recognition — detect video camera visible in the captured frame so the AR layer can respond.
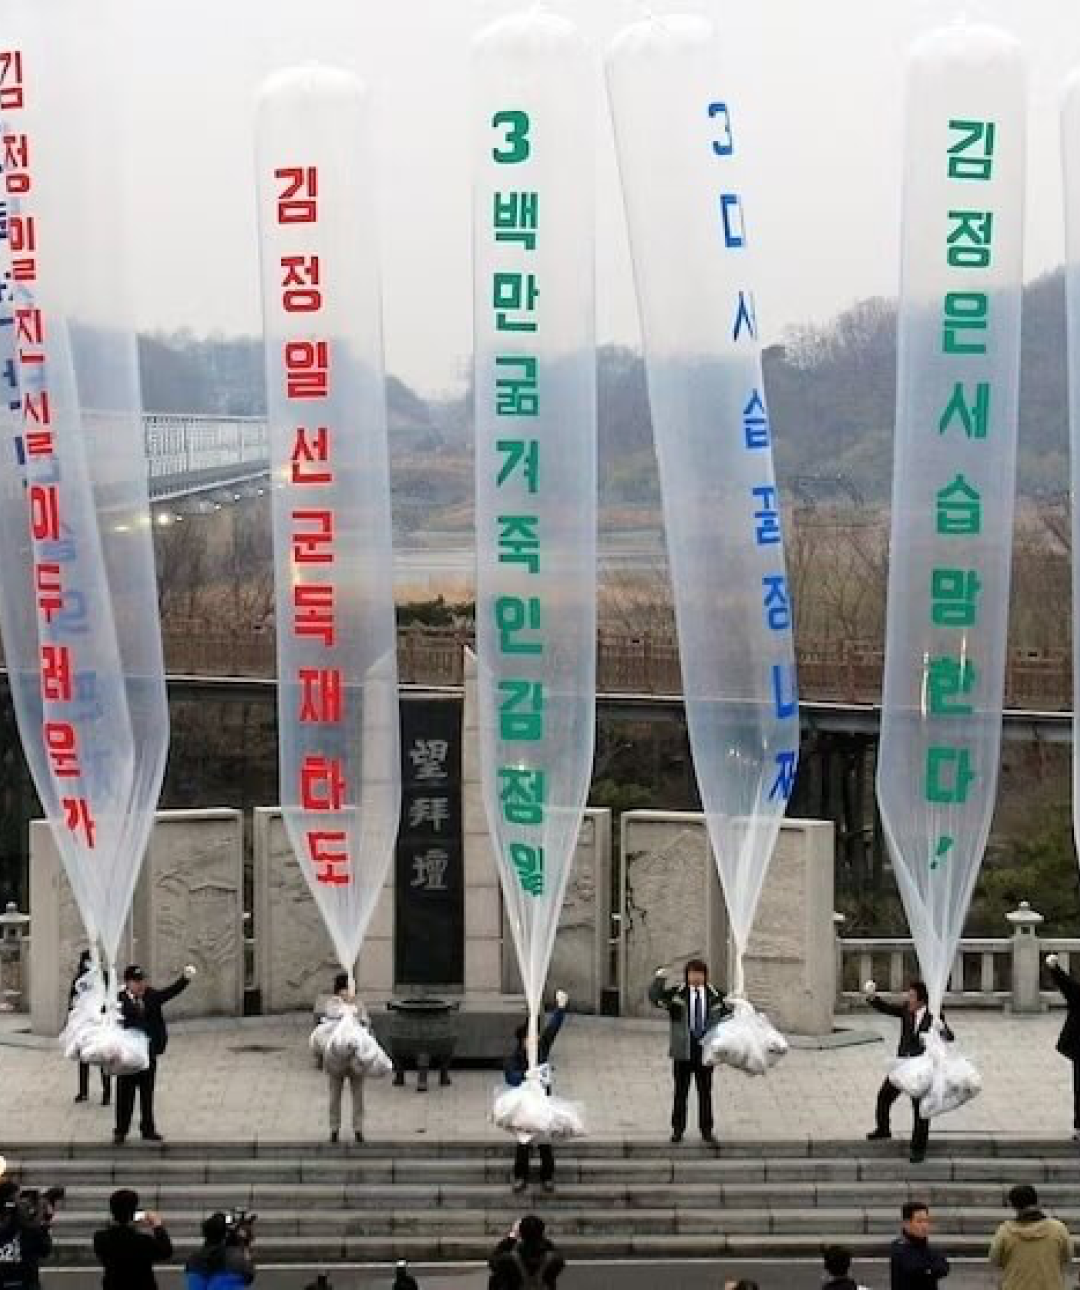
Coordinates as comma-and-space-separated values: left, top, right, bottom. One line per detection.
11, 1186, 65, 1225
223, 1207, 256, 1245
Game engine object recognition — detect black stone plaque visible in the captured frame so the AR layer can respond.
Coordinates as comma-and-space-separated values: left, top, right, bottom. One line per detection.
394, 696, 464, 985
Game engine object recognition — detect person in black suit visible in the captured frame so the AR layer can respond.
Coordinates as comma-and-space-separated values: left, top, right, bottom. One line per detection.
1045, 953, 1080, 1141
504, 991, 568, 1194
649, 959, 730, 1144
865, 979, 953, 1164
93, 1188, 172, 1290
114, 963, 196, 1146
70, 950, 111, 1107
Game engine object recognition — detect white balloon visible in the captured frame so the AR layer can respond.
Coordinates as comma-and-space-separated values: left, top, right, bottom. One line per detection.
606, 15, 799, 1001
255, 66, 401, 976
472, 11, 596, 1061
877, 24, 1026, 1019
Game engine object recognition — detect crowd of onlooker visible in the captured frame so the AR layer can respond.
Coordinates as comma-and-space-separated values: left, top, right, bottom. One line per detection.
0, 1175, 1075, 1289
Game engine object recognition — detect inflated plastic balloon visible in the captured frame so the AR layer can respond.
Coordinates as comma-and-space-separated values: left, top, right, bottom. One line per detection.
0, 5, 168, 980
606, 15, 799, 1004
472, 10, 596, 1069
255, 66, 401, 980
877, 23, 1026, 1023
1061, 74, 1080, 871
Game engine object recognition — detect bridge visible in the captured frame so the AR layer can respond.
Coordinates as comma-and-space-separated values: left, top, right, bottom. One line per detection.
144, 413, 269, 503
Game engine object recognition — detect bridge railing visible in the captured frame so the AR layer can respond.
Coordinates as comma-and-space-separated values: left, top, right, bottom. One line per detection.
145, 414, 269, 498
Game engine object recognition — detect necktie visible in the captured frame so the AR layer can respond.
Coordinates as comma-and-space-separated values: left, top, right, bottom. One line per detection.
693, 990, 703, 1039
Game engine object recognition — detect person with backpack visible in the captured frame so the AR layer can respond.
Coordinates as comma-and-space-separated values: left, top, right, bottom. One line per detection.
183, 1212, 255, 1289
488, 1214, 565, 1289
989, 1184, 1071, 1290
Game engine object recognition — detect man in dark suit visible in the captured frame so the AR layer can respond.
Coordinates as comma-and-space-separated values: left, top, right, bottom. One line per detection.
93, 1188, 172, 1289
865, 979, 953, 1164
504, 990, 568, 1194
649, 958, 729, 1144
114, 963, 196, 1146
1045, 953, 1080, 1141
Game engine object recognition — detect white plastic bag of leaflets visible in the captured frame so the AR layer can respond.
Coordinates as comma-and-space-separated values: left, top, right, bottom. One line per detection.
876, 23, 1026, 1122
471, 7, 595, 1144
311, 1010, 392, 1080
606, 12, 799, 1070
492, 1070, 586, 1146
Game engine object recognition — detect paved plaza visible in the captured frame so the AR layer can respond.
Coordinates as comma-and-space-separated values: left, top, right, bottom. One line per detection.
0, 1009, 1072, 1145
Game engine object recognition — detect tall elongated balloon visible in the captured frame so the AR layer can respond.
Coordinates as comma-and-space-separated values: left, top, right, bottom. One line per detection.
1062, 75, 1080, 871
472, 10, 596, 1062
878, 25, 1025, 1018
606, 16, 799, 1000
0, 10, 168, 977
256, 67, 401, 978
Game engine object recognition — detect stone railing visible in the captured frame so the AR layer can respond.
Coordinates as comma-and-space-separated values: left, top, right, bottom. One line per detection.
837, 903, 1080, 1013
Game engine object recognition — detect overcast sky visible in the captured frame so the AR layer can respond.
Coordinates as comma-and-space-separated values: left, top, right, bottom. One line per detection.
22, 0, 1080, 395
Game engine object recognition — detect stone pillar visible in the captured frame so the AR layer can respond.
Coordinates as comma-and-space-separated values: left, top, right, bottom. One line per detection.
1006, 901, 1045, 1014
618, 811, 728, 1018
254, 808, 394, 1012
461, 648, 510, 997
500, 809, 613, 1013
133, 809, 245, 1021
29, 809, 243, 1035
742, 820, 836, 1035
618, 810, 837, 1034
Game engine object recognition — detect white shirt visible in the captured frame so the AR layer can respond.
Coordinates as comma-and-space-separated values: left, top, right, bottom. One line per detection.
914, 1006, 927, 1031
689, 986, 707, 1033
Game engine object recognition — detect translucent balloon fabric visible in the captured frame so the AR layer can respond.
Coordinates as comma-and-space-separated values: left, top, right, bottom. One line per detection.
472, 11, 597, 1063
256, 67, 401, 978
1061, 76, 1080, 869
877, 25, 1026, 1020
606, 16, 799, 999
0, 8, 168, 974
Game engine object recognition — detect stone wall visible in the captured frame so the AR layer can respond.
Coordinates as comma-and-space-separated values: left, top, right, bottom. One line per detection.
254, 808, 394, 1013
500, 809, 613, 1013
29, 809, 243, 1036
619, 811, 835, 1034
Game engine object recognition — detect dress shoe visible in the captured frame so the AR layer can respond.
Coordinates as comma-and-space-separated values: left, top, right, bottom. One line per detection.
354, 1132, 364, 1145
141, 1131, 164, 1143
909, 1150, 926, 1164
670, 1132, 683, 1144
102, 1095, 111, 1108
74, 1094, 88, 1104
330, 1130, 339, 1144
866, 1128, 892, 1141
542, 1180, 555, 1194
112, 1131, 126, 1146
702, 1131, 717, 1145
512, 1178, 527, 1194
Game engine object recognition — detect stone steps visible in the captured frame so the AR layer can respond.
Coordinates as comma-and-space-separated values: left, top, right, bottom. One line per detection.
8, 1139, 1077, 1265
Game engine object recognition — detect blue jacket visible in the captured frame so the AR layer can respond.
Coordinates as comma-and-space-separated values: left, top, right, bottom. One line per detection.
504, 1008, 565, 1087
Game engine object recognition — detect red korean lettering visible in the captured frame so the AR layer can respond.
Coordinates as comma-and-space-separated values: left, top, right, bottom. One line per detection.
291, 509, 334, 564
29, 483, 60, 541
298, 666, 343, 723
41, 643, 73, 702
291, 426, 332, 484
275, 166, 318, 223
0, 51, 24, 111
307, 829, 349, 886
15, 307, 43, 346
284, 340, 329, 400
62, 797, 97, 848
44, 720, 79, 778
35, 562, 62, 621
9, 214, 34, 253
293, 583, 335, 647
281, 255, 322, 313
300, 754, 346, 811
23, 390, 51, 426
24, 431, 54, 458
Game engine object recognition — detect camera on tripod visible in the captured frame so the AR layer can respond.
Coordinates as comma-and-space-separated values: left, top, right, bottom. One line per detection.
223, 1207, 256, 1245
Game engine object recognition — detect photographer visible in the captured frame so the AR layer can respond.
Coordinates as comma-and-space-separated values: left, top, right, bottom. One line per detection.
0, 1181, 53, 1290
184, 1211, 255, 1289
93, 1189, 172, 1290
